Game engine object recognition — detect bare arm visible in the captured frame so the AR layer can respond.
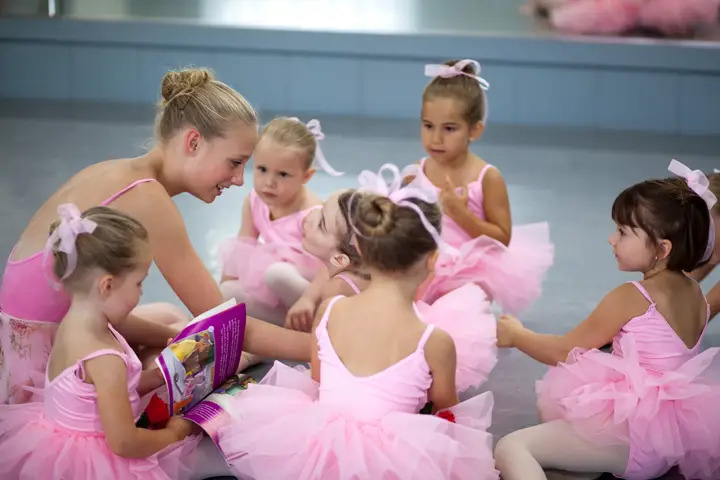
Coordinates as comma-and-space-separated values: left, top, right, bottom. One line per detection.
221, 195, 259, 283
115, 316, 176, 349
500, 283, 643, 365
244, 317, 312, 362
688, 262, 716, 282
285, 266, 331, 332
707, 281, 720, 322
86, 355, 193, 458
319, 275, 361, 301
298, 266, 331, 308
425, 328, 460, 412
137, 367, 165, 397
128, 183, 224, 317
118, 183, 309, 361
310, 298, 331, 382
444, 168, 511, 246
238, 194, 259, 239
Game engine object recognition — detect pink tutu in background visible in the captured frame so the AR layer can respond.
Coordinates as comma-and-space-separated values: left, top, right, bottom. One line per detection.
413, 159, 554, 313
531, 0, 720, 37
551, 0, 640, 34
423, 222, 554, 314
219, 236, 322, 308
416, 283, 497, 393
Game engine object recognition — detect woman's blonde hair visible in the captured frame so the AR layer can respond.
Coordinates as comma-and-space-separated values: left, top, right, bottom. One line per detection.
155, 67, 257, 143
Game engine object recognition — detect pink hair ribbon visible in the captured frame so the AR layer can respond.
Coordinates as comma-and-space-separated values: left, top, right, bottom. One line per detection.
424, 59, 490, 90
353, 163, 458, 255
668, 159, 716, 262
43, 203, 97, 282
290, 118, 344, 177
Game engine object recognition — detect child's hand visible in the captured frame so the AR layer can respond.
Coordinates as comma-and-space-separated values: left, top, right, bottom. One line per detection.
286, 296, 316, 332
496, 314, 524, 348
166, 416, 199, 441
439, 176, 469, 215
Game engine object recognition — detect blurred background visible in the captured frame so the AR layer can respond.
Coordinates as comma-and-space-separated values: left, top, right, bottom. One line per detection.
1, 0, 719, 134
1, 3, 719, 478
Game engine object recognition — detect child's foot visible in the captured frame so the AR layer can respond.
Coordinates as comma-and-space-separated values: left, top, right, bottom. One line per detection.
237, 351, 263, 372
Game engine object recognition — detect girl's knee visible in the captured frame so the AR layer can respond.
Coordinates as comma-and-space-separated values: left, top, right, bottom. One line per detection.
264, 262, 298, 286
220, 279, 245, 303
495, 430, 526, 464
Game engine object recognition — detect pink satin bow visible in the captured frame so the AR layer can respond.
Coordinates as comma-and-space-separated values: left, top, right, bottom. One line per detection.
424, 59, 490, 90
669, 159, 717, 209
354, 163, 457, 255
290, 118, 344, 177
668, 159, 716, 262
44, 204, 97, 281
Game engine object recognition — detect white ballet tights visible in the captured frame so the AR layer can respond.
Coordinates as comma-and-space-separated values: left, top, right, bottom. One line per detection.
219, 270, 308, 374
219, 279, 286, 327
494, 420, 629, 480
263, 261, 310, 308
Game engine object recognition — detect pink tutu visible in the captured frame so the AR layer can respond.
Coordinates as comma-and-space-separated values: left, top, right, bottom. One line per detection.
0, 401, 201, 480
638, 0, 720, 36
219, 236, 322, 308
551, 0, 640, 35
537, 335, 720, 480
218, 362, 499, 480
415, 283, 497, 393
423, 222, 554, 314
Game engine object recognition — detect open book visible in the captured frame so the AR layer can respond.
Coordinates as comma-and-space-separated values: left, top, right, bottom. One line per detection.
152, 298, 254, 441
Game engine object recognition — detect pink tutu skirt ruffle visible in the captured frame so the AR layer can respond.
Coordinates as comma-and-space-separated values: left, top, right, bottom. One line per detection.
415, 283, 497, 393
218, 362, 499, 480
219, 237, 322, 308
537, 336, 720, 480
423, 222, 554, 314
0, 402, 201, 480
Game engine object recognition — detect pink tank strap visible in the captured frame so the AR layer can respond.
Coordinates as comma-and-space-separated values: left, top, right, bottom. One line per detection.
100, 178, 156, 206
705, 301, 711, 326
630, 281, 654, 304
477, 164, 494, 184
335, 273, 361, 295
76, 349, 128, 381
416, 324, 435, 351
316, 295, 344, 335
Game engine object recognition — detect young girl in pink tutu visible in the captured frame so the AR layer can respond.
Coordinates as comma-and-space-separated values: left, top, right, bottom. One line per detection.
494, 159, 720, 480
0, 205, 201, 480
412, 58, 554, 313
291, 164, 498, 394
219, 117, 342, 324
216, 175, 499, 480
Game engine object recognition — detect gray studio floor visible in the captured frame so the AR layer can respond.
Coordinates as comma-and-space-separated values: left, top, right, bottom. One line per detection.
1, 100, 719, 479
